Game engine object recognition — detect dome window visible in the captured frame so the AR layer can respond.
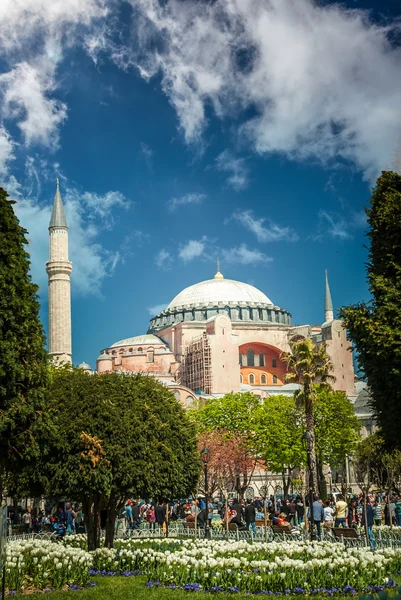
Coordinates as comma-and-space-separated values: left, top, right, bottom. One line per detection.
272, 358, 277, 368
137, 347, 143, 353
247, 349, 255, 367
259, 354, 265, 367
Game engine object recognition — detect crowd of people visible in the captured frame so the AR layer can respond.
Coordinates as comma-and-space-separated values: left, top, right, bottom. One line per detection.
119, 493, 401, 538
13, 503, 85, 536
11, 492, 401, 541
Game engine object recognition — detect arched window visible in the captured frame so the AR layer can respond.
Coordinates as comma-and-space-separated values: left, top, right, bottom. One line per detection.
272, 374, 278, 384
137, 347, 143, 353
185, 396, 194, 408
249, 373, 255, 384
259, 354, 265, 367
261, 374, 267, 384
272, 357, 277, 368
240, 374, 243, 383
247, 349, 255, 367
239, 353, 243, 366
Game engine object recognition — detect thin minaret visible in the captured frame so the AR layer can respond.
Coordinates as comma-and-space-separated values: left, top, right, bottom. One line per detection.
45, 179, 73, 363
324, 269, 334, 322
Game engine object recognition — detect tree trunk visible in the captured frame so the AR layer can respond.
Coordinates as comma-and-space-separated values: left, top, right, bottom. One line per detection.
305, 396, 318, 495
105, 494, 118, 548
83, 495, 102, 551
282, 472, 291, 501
316, 456, 327, 501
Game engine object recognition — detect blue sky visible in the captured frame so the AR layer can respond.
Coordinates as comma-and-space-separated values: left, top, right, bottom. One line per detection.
0, 0, 400, 366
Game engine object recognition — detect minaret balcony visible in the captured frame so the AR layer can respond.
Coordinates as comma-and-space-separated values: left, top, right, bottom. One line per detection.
46, 260, 73, 276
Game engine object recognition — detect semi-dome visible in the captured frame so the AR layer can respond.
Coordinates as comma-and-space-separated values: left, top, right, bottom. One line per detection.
110, 333, 165, 348
167, 274, 272, 311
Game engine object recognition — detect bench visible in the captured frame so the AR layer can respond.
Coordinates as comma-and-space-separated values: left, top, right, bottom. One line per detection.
255, 519, 272, 527
272, 524, 300, 537
333, 527, 358, 539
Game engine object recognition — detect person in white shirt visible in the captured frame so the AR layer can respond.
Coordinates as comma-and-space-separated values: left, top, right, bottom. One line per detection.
323, 500, 334, 535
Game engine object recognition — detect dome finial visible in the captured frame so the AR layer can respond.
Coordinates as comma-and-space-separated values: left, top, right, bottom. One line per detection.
214, 257, 224, 279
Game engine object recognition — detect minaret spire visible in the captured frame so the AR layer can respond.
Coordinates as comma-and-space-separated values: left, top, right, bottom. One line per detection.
214, 257, 224, 279
49, 177, 67, 229
324, 269, 334, 322
46, 179, 73, 364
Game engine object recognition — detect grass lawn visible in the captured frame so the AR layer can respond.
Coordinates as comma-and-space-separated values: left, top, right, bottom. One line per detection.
11, 575, 247, 599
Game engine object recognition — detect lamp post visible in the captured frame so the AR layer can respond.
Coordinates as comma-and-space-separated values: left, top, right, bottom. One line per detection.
234, 466, 241, 501
200, 447, 211, 540
302, 431, 316, 541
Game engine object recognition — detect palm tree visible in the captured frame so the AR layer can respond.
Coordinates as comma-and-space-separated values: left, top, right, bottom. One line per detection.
281, 338, 335, 495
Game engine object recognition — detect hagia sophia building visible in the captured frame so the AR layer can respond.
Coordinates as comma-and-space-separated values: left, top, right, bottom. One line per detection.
46, 181, 358, 409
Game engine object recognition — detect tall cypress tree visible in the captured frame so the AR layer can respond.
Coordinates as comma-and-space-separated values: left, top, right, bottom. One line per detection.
340, 171, 401, 449
0, 187, 48, 498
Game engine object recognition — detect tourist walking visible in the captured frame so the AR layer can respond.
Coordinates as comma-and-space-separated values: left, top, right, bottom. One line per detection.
323, 499, 334, 535
296, 497, 305, 524
125, 500, 133, 530
155, 502, 166, 528
310, 497, 324, 538
245, 500, 257, 534
361, 498, 375, 549
374, 497, 383, 526
334, 495, 348, 527
22, 510, 31, 534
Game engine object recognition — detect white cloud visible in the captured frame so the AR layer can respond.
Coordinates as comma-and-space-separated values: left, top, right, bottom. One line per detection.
230, 209, 298, 242
316, 210, 351, 240
315, 208, 368, 241
147, 303, 167, 316
178, 237, 207, 262
155, 249, 173, 270
167, 192, 206, 212
0, 61, 67, 148
81, 190, 129, 221
215, 151, 248, 190
0, 127, 15, 175
126, 0, 401, 179
222, 244, 273, 265
0, 0, 110, 167
13, 180, 130, 297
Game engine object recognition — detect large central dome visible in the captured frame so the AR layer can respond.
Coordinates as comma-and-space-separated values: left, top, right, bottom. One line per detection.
148, 268, 291, 333
167, 273, 272, 310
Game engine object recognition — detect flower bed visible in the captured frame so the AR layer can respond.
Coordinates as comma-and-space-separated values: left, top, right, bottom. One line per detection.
5, 537, 401, 596
118, 539, 401, 594
5, 540, 92, 593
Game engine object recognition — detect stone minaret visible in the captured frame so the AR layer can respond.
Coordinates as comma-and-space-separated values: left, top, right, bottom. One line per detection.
46, 179, 72, 363
324, 269, 334, 322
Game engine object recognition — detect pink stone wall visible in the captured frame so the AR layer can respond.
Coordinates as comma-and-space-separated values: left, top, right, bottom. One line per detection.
323, 320, 356, 397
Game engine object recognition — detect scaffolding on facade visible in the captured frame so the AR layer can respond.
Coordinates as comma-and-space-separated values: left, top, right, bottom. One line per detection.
181, 333, 212, 395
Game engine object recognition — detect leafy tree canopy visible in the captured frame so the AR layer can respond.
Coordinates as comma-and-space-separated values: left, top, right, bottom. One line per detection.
314, 388, 360, 468
192, 391, 260, 444
340, 172, 401, 449
254, 395, 304, 474
46, 368, 201, 547
0, 187, 48, 496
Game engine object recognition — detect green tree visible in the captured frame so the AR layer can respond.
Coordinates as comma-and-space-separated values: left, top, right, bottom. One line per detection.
0, 187, 48, 500
281, 339, 334, 495
47, 369, 200, 549
254, 396, 305, 499
192, 392, 260, 497
314, 388, 360, 498
340, 172, 401, 450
